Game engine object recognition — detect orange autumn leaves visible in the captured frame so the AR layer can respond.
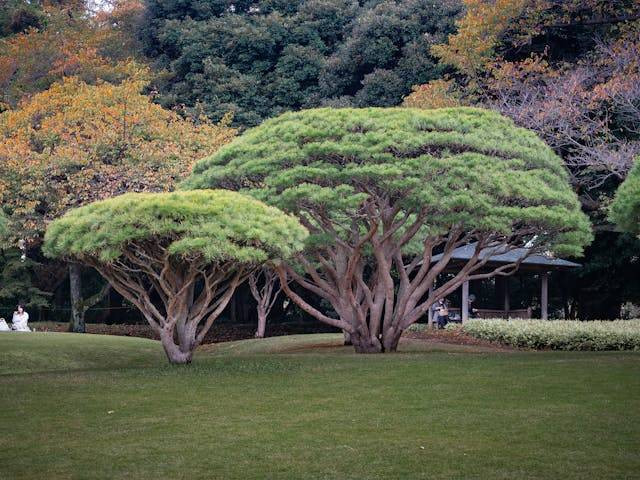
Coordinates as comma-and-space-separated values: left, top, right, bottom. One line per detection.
0, 76, 236, 242
430, 0, 529, 78
405, 0, 640, 189
0, 3, 142, 110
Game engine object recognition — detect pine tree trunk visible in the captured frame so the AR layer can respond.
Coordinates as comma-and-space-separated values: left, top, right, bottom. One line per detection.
349, 331, 383, 353
69, 263, 85, 333
347, 326, 402, 353
160, 329, 193, 364
255, 311, 267, 338
382, 328, 402, 352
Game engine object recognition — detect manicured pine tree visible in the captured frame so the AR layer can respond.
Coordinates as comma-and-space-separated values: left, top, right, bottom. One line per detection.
184, 107, 592, 353
43, 190, 308, 363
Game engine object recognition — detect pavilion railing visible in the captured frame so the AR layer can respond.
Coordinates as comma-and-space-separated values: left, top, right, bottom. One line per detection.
448, 307, 532, 320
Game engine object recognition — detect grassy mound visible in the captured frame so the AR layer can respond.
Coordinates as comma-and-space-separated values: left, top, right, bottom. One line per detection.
458, 319, 640, 350
0, 332, 163, 375
0, 333, 506, 377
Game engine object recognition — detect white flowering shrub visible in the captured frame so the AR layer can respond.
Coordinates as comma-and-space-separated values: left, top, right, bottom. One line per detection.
461, 319, 640, 350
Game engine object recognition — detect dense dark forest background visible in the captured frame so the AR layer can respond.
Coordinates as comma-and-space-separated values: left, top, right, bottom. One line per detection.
139, 0, 462, 126
0, 0, 638, 327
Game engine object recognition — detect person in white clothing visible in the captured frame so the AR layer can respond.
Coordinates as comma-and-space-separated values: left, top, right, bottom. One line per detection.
11, 304, 30, 332
0, 318, 10, 331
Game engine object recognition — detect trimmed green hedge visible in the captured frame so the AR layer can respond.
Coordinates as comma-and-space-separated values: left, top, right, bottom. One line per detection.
458, 319, 640, 350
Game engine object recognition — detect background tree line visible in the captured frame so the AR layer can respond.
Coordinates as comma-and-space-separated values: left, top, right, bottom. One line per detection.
0, 0, 638, 328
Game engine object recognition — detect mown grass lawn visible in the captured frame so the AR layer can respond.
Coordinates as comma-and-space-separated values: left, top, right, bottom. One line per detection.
1, 333, 639, 480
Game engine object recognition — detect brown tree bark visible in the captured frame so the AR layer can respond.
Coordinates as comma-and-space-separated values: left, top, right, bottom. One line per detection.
277, 198, 534, 353
69, 263, 83, 333
68, 263, 111, 333
248, 267, 283, 338
85, 241, 249, 364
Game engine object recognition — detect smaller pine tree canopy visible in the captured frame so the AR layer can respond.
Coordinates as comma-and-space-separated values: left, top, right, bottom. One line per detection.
43, 189, 307, 364
43, 190, 308, 264
43, 190, 307, 363
611, 158, 640, 236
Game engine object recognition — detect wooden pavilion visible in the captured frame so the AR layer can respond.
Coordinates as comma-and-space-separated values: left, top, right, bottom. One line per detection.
429, 244, 581, 324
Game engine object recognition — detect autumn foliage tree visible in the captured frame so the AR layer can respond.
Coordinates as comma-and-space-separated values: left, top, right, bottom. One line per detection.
0, 75, 236, 331
402, 79, 463, 110
0, 1, 144, 110
424, 0, 640, 194
430, 0, 528, 79
43, 190, 308, 363
184, 107, 591, 353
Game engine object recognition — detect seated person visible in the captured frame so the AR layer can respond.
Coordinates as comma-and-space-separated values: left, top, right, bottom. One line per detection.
0, 318, 9, 331
11, 304, 31, 332
431, 298, 450, 329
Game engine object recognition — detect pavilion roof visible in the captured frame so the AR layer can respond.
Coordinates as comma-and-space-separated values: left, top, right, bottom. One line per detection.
430, 243, 581, 270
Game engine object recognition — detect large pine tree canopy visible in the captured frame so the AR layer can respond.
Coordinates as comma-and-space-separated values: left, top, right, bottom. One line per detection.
140, 0, 461, 126
184, 107, 592, 257
184, 107, 592, 352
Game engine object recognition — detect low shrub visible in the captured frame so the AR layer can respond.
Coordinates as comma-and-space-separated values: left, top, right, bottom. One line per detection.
461, 319, 640, 350
407, 323, 429, 333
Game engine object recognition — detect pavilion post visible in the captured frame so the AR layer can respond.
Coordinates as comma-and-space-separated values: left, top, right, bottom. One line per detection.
462, 280, 469, 323
541, 272, 549, 320
504, 278, 510, 319
427, 283, 434, 328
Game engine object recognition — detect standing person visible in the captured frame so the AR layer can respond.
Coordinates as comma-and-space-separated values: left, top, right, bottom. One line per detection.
11, 304, 30, 332
468, 294, 478, 319
432, 298, 450, 329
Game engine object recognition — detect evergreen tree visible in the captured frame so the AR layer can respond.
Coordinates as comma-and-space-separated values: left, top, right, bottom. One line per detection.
139, 0, 462, 126
184, 107, 591, 352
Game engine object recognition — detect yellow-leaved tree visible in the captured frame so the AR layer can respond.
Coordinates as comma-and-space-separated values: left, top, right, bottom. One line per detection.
0, 73, 236, 331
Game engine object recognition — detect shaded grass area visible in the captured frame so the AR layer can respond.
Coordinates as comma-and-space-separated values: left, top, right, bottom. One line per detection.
29, 320, 341, 344
204, 333, 509, 355
1, 333, 639, 479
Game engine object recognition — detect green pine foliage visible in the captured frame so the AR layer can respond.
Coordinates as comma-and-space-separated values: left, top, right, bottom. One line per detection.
43, 190, 308, 264
184, 107, 592, 257
610, 158, 640, 236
